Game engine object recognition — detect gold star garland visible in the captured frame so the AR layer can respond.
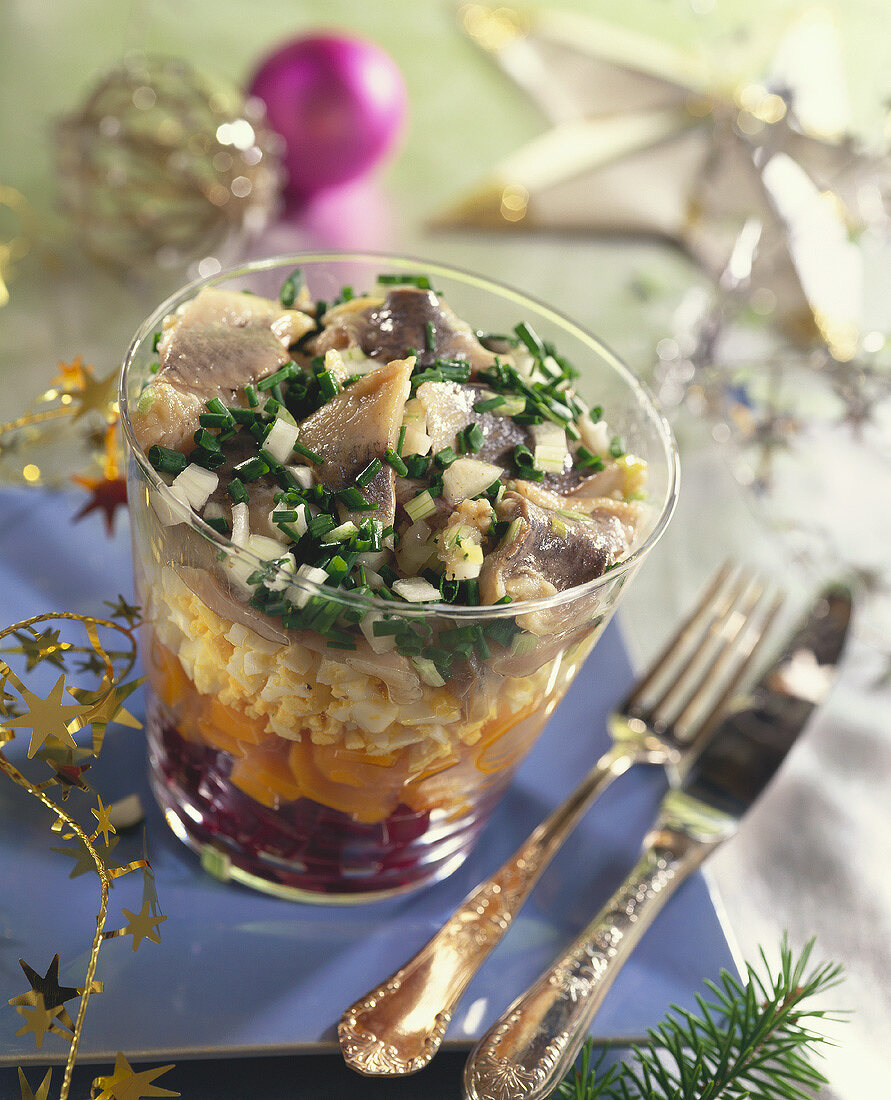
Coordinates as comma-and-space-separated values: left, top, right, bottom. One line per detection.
0, 354, 128, 534
0, 607, 178, 1100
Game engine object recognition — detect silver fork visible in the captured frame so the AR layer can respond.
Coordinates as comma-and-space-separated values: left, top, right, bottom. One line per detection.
338, 564, 783, 1077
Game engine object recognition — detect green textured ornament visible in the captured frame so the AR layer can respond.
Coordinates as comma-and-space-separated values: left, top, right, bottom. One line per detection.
55, 55, 284, 272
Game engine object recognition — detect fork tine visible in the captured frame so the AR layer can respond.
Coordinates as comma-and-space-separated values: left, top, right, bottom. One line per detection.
645, 568, 762, 733
620, 561, 735, 715
676, 588, 785, 749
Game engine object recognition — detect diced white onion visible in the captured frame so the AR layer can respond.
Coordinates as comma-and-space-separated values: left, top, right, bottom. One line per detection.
170, 463, 218, 510
401, 425, 432, 456
264, 417, 300, 463
392, 577, 441, 603
441, 457, 503, 505
230, 502, 250, 547
203, 500, 225, 521
496, 395, 526, 417
411, 656, 446, 687
534, 443, 568, 474
359, 612, 397, 653
265, 552, 296, 592
402, 397, 427, 426
578, 416, 611, 456
291, 564, 329, 608
324, 520, 359, 543
247, 534, 287, 559
397, 520, 433, 575
286, 464, 314, 489
405, 490, 437, 522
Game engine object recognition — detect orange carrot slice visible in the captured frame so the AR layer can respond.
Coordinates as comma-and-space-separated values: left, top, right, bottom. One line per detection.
231, 742, 302, 807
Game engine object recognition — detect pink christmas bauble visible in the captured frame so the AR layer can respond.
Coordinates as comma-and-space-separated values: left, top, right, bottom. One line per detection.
247, 34, 407, 202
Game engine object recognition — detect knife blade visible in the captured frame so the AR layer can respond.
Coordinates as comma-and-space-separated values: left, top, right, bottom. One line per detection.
463, 585, 852, 1100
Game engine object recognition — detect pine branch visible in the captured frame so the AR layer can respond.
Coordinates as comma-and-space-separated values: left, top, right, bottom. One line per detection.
552, 937, 846, 1100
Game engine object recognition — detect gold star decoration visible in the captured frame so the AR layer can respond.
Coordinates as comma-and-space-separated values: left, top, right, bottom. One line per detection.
68, 675, 143, 743
104, 595, 142, 627
7, 627, 72, 672
440, 5, 887, 358
91, 795, 117, 845
91, 1053, 179, 1100
118, 898, 167, 952
51, 834, 120, 879
71, 473, 128, 534
51, 354, 91, 393
5, 673, 92, 758
13, 994, 67, 1051
9, 954, 79, 1013
34, 742, 94, 796
70, 365, 119, 424
17, 1067, 53, 1100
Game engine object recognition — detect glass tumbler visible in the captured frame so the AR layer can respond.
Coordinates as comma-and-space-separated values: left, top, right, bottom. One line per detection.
120, 253, 679, 903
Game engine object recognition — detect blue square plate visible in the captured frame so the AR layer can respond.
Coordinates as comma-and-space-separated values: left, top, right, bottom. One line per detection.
0, 490, 737, 1065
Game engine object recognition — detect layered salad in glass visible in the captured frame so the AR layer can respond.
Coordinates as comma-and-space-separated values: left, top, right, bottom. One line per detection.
126, 264, 652, 900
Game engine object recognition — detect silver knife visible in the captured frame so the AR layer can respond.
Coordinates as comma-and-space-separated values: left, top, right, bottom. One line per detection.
463, 585, 852, 1100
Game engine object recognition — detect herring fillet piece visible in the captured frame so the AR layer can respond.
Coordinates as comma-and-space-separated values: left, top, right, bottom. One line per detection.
132, 288, 314, 451
479, 491, 636, 606
313, 287, 498, 371
297, 358, 414, 527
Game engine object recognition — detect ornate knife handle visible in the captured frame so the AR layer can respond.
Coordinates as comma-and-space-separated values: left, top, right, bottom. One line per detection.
339, 745, 636, 1077
462, 819, 719, 1100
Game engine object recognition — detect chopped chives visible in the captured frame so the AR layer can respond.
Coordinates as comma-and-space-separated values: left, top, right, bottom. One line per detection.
425, 320, 436, 351
152, 331, 162, 352
227, 478, 249, 504
244, 384, 258, 408
315, 300, 328, 324
576, 446, 605, 471
272, 509, 299, 522
514, 321, 546, 357
435, 359, 471, 383
403, 453, 430, 479
198, 412, 231, 430
233, 455, 269, 482
257, 363, 295, 391
205, 397, 233, 419
147, 445, 187, 475
411, 369, 443, 387
434, 447, 457, 468
513, 444, 534, 468
279, 267, 303, 307
338, 486, 379, 511
317, 371, 341, 400
384, 448, 408, 476
461, 423, 484, 453
149, 363, 160, 374
463, 579, 480, 605
227, 406, 257, 425
293, 441, 322, 464
193, 428, 221, 451
325, 555, 350, 584
473, 395, 505, 413
609, 435, 625, 458
397, 425, 407, 456
204, 516, 231, 536
377, 273, 432, 289
590, 405, 603, 422
190, 447, 226, 470
307, 514, 336, 540
356, 458, 382, 487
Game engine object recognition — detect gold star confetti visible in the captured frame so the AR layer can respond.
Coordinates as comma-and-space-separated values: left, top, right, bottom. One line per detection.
51, 355, 91, 393
119, 899, 167, 952
51, 835, 120, 879
91, 796, 117, 845
69, 675, 142, 735
5, 674, 92, 758
34, 743, 94, 796
14, 994, 67, 1050
7, 627, 72, 672
17, 1067, 53, 1100
71, 473, 128, 534
104, 595, 142, 627
91, 1053, 179, 1100
70, 366, 119, 424
9, 954, 79, 1013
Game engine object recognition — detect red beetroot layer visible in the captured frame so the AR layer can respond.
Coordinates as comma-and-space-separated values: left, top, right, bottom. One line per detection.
148, 711, 488, 896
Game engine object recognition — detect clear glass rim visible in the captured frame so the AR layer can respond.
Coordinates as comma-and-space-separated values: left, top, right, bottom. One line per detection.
119, 250, 680, 621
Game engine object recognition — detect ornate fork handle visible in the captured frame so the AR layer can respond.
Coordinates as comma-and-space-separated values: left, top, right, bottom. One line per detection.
463, 817, 721, 1100
339, 743, 640, 1077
